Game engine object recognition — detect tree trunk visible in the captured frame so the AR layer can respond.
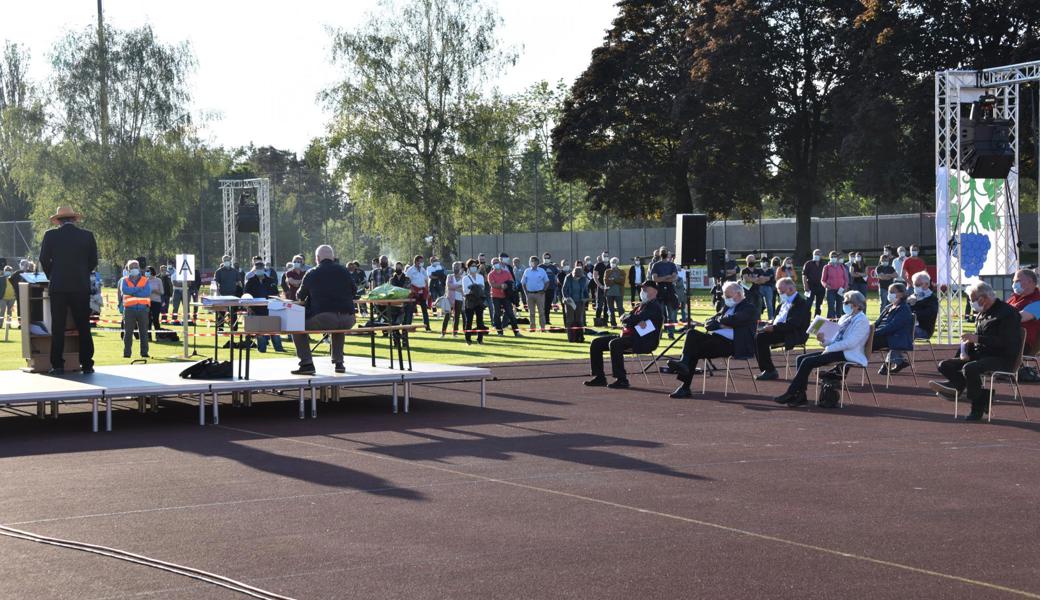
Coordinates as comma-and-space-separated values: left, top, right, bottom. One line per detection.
794, 191, 814, 263
673, 166, 693, 216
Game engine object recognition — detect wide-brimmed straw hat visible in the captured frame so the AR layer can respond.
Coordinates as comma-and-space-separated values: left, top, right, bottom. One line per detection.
49, 206, 83, 225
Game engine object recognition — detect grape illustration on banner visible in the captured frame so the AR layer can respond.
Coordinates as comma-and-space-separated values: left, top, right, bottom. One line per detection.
949, 172, 1001, 278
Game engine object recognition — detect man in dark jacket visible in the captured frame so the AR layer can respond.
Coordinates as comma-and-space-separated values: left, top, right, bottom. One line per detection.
667, 281, 758, 398
244, 259, 285, 353
38, 206, 98, 374
754, 277, 811, 380
291, 245, 357, 375
627, 258, 645, 306
931, 282, 1022, 421
584, 281, 664, 389
802, 250, 825, 317
906, 271, 939, 339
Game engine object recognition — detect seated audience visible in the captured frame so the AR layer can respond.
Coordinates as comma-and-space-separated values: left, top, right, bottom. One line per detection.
931, 282, 1022, 421
874, 283, 913, 374
290, 245, 357, 375
1006, 268, 1040, 355
774, 290, 870, 408
584, 281, 664, 389
754, 277, 811, 381
666, 281, 758, 399
906, 271, 938, 339
244, 258, 284, 353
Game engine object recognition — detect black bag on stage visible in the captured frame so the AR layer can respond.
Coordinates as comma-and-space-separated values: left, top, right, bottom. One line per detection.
179, 358, 233, 379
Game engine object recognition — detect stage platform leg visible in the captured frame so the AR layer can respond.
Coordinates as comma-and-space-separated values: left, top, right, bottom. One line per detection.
211, 391, 219, 425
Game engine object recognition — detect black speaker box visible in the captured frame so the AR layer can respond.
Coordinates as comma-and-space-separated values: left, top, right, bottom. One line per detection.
961, 119, 1014, 179
675, 213, 707, 266
237, 203, 260, 233
707, 249, 726, 277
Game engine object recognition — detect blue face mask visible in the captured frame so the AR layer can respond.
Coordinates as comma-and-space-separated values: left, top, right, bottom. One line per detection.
842, 304, 854, 315
1012, 281, 1024, 295
784, 291, 797, 303
129, 268, 141, 277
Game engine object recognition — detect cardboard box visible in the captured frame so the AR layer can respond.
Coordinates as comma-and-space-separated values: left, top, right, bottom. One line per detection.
244, 315, 282, 334
268, 300, 306, 332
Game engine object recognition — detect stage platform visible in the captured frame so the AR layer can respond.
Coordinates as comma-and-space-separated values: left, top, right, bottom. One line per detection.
0, 357, 491, 433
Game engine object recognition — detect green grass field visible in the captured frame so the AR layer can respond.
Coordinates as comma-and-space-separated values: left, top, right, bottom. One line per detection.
0, 289, 955, 371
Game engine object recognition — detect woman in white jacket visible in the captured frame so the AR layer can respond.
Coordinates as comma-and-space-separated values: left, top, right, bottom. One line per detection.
774, 290, 870, 407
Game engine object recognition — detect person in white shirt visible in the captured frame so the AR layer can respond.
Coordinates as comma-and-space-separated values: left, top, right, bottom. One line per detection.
441, 262, 466, 337
462, 259, 487, 344
405, 254, 431, 330
774, 290, 870, 407
520, 256, 550, 331
892, 246, 908, 284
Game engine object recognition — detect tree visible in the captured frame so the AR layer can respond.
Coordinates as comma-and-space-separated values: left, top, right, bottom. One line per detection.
553, 0, 699, 219
326, 0, 507, 258
0, 42, 44, 222
19, 25, 198, 262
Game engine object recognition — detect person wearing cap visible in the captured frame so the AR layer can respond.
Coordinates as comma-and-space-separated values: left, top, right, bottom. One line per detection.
38, 206, 98, 374
584, 281, 664, 389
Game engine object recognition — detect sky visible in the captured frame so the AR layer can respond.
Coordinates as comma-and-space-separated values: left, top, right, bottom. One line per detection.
1, 0, 620, 155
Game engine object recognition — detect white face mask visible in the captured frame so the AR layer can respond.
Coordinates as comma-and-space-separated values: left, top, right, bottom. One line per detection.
469, 266, 478, 274
910, 250, 919, 257
724, 297, 738, 308
914, 286, 929, 296
898, 251, 906, 257
639, 290, 649, 303
293, 262, 302, 269
887, 292, 898, 303
223, 261, 232, 268
970, 300, 983, 313
129, 268, 140, 277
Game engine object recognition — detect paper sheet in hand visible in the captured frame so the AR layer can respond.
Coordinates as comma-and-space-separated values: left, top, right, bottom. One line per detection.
635, 320, 656, 337
807, 316, 840, 339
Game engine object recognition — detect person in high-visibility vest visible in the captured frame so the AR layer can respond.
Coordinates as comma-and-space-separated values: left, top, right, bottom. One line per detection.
120, 259, 151, 359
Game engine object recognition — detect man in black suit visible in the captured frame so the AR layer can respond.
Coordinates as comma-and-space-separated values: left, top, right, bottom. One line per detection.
584, 281, 664, 389
38, 206, 99, 374
754, 277, 811, 380
667, 281, 758, 398
931, 281, 1022, 421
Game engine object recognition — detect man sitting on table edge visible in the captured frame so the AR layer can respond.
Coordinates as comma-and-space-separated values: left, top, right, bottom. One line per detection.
753, 277, 810, 381
930, 281, 1022, 421
667, 281, 758, 399
583, 281, 664, 389
291, 244, 357, 375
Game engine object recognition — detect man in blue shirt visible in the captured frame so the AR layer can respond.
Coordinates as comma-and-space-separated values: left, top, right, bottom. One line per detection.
650, 250, 679, 339
521, 256, 550, 331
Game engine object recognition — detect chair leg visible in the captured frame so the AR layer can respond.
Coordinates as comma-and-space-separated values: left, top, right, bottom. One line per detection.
988, 373, 996, 423
654, 357, 665, 387
633, 354, 650, 385
907, 354, 919, 385
724, 358, 735, 397
701, 360, 708, 395
927, 341, 936, 363
747, 360, 759, 392
862, 368, 879, 407
814, 368, 820, 405
1015, 379, 1028, 420
784, 349, 791, 379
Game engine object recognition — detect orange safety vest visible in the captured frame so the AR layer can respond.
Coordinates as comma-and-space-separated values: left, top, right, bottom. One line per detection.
122, 276, 151, 309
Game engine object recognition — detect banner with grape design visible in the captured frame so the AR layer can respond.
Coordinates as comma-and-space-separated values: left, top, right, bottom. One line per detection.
935, 168, 1018, 287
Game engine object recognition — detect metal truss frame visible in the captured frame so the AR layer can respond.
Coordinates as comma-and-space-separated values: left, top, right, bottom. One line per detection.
935, 60, 1040, 343
219, 178, 272, 265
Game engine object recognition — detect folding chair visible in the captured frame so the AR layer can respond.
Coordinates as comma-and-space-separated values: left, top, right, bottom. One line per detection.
772, 341, 807, 378
952, 334, 1029, 422
912, 315, 937, 363
629, 351, 666, 386
702, 354, 759, 397
813, 324, 879, 407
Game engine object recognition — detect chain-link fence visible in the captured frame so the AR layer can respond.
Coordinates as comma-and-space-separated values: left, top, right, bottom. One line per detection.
0, 221, 33, 265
